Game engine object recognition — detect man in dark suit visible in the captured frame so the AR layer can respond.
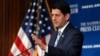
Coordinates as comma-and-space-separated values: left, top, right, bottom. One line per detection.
31, 1, 83, 56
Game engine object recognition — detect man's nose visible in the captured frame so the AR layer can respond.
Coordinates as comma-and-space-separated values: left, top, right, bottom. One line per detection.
52, 16, 56, 21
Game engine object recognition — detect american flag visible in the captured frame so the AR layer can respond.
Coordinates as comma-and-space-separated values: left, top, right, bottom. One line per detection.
8, 0, 54, 56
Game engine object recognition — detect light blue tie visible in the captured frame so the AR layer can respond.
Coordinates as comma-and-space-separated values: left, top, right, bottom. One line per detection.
54, 31, 61, 47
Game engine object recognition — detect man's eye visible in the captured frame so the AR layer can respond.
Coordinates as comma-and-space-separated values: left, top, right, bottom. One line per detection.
56, 14, 60, 16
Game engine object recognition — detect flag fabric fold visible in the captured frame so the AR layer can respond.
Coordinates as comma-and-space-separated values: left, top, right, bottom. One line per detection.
8, 0, 54, 56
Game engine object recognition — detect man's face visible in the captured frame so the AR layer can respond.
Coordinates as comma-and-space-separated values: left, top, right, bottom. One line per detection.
51, 9, 69, 28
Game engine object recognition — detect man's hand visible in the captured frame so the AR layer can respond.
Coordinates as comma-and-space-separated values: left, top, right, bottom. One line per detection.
31, 34, 47, 50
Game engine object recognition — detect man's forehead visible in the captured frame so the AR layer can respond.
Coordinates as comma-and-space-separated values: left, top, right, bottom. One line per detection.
51, 9, 62, 14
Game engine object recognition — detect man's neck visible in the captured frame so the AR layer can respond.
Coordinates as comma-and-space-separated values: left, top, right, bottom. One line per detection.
58, 21, 69, 33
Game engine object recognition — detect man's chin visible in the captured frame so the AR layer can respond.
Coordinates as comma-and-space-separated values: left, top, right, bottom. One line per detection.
54, 25, 59, 28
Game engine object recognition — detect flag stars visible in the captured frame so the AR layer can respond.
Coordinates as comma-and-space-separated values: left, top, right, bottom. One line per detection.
29, 29, 32, 33
26, 16, 29, 19
25, 22, 28, 26
34, 24, 36, 27
32, 9, 35, 13
30, 23, 33, 26
33, 2, 36, 6
39, 20, 42, 24
33, 31, 36, 34
10, 0, 53, 54
48, 26, 51, 30
42, 9, 46, 12
45, 17, 48, 21
41, 29, 45, 33
39, 6, 42, 9
43, 24, 46, 27
30, 16, 34, 19
41, 14, 44, 18
27, 9, 30, 13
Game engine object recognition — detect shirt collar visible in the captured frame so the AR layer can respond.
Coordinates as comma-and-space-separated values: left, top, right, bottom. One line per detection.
58, 21, 69, 33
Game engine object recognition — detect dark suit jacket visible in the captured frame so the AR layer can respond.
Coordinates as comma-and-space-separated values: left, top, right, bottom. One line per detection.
45, 23, 84, 56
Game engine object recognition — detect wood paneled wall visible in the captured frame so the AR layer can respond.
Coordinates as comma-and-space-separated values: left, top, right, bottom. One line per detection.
0, 0, 54, 56
0, 0, 31, 56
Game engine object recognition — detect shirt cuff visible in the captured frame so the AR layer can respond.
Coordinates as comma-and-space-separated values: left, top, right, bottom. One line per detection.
45, 45, 48, 53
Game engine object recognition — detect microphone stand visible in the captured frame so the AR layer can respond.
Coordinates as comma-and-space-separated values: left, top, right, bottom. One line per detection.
16, 46, 33, 56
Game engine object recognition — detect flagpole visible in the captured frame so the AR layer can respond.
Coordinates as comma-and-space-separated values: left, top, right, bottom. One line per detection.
35, 0, 40, 35
45, 0, 56, 31
33, 0, 56, 56
33, 0, 41, 56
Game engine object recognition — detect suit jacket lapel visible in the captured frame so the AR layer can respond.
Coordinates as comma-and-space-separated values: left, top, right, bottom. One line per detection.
49, 31, 58, 46
57, 34, 65, 47
57, 23, 73, 47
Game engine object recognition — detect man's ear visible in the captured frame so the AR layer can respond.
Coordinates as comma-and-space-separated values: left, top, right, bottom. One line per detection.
65, 13, 70, 21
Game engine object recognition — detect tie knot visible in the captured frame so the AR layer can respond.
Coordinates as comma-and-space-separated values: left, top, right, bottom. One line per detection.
58, 31, 61, 36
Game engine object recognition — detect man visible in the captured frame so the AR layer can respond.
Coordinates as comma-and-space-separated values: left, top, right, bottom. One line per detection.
31, 1, 83, 56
